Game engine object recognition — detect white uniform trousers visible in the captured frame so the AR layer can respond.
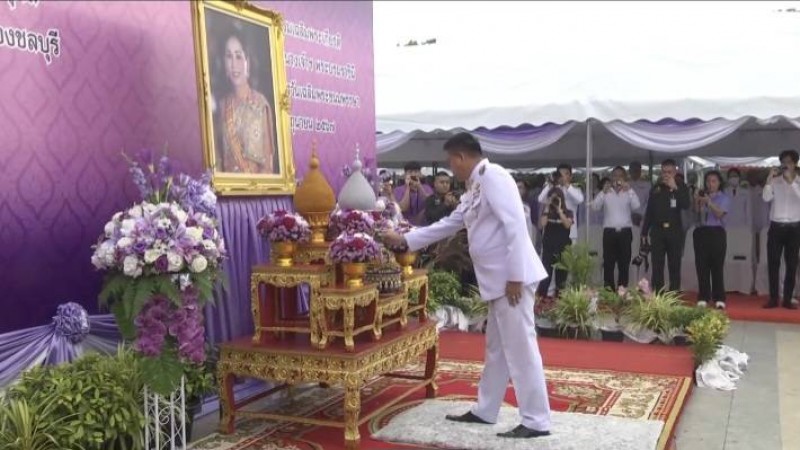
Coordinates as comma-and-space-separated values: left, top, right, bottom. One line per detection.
471, 284, 551, 431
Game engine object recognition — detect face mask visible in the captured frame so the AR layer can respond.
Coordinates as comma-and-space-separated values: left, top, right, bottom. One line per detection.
728, 177, 740, 187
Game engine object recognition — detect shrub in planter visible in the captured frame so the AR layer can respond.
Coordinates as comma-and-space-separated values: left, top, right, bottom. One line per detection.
9, 348, 145, 450
668, 306, 708, 345
554, 244, 596, 288
550, 286, 594, 339
0, 392, 78, 450
596, 287, 629, 341
686, 310, 730, 367
622, 289, 682, 340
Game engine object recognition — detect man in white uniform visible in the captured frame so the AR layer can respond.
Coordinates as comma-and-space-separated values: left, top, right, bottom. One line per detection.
381, 132, 552, 439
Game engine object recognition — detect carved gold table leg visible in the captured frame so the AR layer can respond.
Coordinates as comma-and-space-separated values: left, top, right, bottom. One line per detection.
343, 383, 361, 449
219, 372, 237, 434
344, 303, 355, 352
425, 342, 439, 399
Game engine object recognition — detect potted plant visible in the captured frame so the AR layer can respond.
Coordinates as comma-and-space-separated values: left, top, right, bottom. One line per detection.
8, 348, 146, 449
554, 243, 596, 288
257, 210, 311, 267
622, 289, 682, 344
329, 232, 381, 287
668, 305, 708, 346
596, 287, 627, 342
686, 310, 730, 368
534, 295, 559, 337
550, 286, 594, 339
92, 151, 227, 403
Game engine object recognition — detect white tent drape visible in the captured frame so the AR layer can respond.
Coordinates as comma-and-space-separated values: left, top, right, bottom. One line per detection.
377, 130, 421, 154
603, 117, 751, 153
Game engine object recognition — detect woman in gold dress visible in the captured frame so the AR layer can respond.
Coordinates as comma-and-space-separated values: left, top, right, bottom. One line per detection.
219, 32, 276, 174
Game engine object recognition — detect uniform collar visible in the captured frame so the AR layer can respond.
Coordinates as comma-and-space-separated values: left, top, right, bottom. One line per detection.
467, 159, 489, 189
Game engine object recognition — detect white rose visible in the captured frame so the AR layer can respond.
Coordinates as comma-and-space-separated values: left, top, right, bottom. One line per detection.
186, 227, 203, 243
120, 219, 136, 236
116, 237, 133, 249
174, 209, 188, 224
201, 239, 217, 252
104, 221, 117, 237
201, 189, 217, 206
122, 255, 142, 277
144, 249, 162, 264
128, 205, 143, 218
167, 252, 184, 272
190, 255, 208, 273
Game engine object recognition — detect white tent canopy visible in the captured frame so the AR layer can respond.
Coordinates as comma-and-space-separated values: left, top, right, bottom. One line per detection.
375, 2, 800, 133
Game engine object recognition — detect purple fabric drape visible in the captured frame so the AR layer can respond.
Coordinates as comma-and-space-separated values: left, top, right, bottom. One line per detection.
0, 309, 121, 387
205, 196, 311, 344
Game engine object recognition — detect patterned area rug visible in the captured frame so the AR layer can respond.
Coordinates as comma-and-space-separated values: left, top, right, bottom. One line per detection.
373, 399, 664, 450
190, 360, 691, 450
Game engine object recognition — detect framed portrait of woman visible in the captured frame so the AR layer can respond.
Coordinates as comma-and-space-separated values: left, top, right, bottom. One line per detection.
191, 0, 295, 196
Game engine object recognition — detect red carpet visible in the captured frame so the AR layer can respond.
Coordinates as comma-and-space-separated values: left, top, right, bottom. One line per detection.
686, 293, 800, 325
196, 332, 693, 450
440, 330, 695, 377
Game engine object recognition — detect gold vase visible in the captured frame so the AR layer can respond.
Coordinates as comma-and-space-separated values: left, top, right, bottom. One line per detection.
272, 241, 296, 267
342, 262, 367, 288
394, 252, 417, 277
304, 211, 331, 244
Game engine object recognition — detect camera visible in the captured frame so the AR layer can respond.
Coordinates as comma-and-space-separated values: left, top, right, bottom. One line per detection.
631, 241, 651, 269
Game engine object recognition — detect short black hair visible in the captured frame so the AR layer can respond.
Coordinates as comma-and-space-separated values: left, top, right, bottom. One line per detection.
661, 159, 677, 168
443, 132, 482, 155
779, 149, 799, 164
557, 163, 573, 173
727, 168, 741, 177
705, 170, 724, 185
435, 171, 451, 178
403, 161, 422, 172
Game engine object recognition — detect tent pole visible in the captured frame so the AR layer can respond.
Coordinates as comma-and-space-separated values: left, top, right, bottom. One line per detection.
585, 120, 593, 243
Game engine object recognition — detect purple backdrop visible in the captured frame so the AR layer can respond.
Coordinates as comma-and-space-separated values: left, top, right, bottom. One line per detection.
0, 1, 375, 332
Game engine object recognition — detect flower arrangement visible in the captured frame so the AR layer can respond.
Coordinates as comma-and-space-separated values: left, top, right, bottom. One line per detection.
257, 210, 311, 242
330, 208, 375, 235
92, 150, 226, 395
329, 232, 381, 263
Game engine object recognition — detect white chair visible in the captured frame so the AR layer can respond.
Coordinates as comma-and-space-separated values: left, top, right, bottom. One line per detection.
725, 227, 754, 294
680, 227, 698, 293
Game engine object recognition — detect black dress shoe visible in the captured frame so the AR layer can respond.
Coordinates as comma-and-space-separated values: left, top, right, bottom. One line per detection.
445, 411, 491, 424
783, 301, 798, 310
497, 424, 551, 438
763, 300, 779, 309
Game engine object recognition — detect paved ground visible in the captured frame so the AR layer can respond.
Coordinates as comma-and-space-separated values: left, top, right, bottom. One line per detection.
675, 320, 800, 450
194, 320, 800, 449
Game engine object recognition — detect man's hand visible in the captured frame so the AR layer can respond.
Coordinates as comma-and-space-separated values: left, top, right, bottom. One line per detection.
379, 229, 406, 248
506, 281, 523, 306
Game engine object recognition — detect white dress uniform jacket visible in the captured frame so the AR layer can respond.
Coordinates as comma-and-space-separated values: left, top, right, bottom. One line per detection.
405, 159, 548, 299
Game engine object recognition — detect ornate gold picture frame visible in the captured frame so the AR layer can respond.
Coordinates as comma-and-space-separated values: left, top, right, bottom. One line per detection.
191, 0, 295, 196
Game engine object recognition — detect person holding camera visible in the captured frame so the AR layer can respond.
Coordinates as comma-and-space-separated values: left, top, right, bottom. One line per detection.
590, 166, 640, 290
693, 171, 731, 309
424, 171, 457, 225
762, 149, 800, 310
393, 161, 433, 226
641, 159, 691, 293
538, 164, 584, 242
536, 188, 574, 299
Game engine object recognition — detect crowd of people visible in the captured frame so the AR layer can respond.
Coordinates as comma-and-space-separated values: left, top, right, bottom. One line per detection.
382, 149, 800, 312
